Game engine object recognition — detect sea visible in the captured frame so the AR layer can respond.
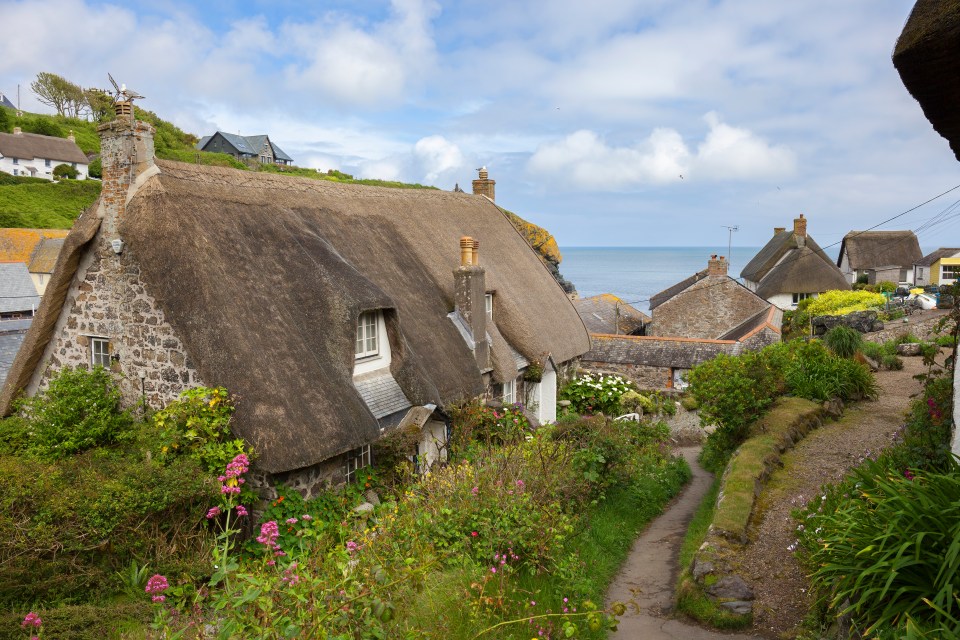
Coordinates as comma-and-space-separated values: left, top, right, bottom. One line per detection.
559, 246, 763, 314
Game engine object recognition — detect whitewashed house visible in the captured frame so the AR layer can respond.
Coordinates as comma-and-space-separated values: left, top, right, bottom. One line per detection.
0, 128, 89, 180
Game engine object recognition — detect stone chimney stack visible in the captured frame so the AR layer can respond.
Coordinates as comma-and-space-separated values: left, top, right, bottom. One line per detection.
774, 227, 786, 235
472, 167, 495, 202
97, 111, 155, 237
707, 254, 728, 276
793, 213, 807, 248
454, 236, 489, 370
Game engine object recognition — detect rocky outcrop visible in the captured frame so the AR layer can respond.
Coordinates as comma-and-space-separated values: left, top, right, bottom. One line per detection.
500, 207, 576, 294
812, 310, 883, 335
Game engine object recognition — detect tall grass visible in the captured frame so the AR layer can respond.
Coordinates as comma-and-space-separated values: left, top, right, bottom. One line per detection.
823, 325, 863, 359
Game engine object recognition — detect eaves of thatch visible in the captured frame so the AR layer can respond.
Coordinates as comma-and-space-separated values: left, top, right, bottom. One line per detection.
755, 246, 851, 299
838, 231, 922, 271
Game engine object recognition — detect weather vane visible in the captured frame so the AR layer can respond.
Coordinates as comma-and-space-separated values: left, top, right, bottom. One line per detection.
107, 72, 145, 105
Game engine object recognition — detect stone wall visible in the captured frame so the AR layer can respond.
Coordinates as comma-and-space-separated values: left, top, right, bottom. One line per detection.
649, 277, 769, 340
32, 233, 202, 409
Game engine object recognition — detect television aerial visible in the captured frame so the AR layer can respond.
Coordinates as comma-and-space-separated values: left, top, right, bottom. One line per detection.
107, 72, 145, 104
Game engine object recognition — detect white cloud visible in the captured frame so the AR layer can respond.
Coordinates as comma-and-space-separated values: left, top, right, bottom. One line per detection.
413, 135, 463, 182
527, 114, 796, 189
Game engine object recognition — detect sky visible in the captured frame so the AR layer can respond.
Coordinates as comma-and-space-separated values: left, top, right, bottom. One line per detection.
2, 0, 959, 249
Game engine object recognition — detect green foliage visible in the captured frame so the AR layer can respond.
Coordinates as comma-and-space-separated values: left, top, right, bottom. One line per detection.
680, 394, 699, 411
0, 107, 10, 133
12, 366, 132, 459
152, 386, 250, 476
0, 178, 101, 228
449, 402, 533, 452
559, 373, 634, 415
22, 115, 65, 138
87, 155, 102, 179
52, 163, 79, 179
792, 290, 886, 330
877, 280, 897, 293
156, 147, 248, 169
823, 325, 863, 358
784, 341, 877, 402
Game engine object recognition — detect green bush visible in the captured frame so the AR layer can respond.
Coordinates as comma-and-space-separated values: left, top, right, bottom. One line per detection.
877, 280, 897, 293
13, 366, 133, 460
881, 353, 904, 370
784, 341, 877, 402
87, 156, 102, 179
53, 163, 79, 179
823, 325, 863, 358
792, 290, 886, 330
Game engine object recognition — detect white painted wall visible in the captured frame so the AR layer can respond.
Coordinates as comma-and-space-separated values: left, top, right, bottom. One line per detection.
0, 154, 88, 180
767, 292, 796, 310
417, 419, 448, 469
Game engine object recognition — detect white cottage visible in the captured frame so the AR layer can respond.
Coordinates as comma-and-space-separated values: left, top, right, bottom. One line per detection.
0, 128, 89, 180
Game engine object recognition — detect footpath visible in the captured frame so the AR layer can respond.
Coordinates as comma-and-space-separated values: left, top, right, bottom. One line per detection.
606, 355, 930, 639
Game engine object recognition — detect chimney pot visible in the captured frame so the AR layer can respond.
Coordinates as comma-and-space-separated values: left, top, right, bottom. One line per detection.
707, 254, 729, 277
472, 167, 496, 202
471, 239, 479, 266
460, 236, 473, 266
793, 213, 807, 239
12, 126, 21, 135
774, 227, 786, 235
67, 129, 75, 142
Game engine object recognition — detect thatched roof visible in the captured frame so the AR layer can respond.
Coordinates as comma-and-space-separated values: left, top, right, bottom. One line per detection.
916, 247, 960, 266
27, 237, 65, 274
573, 293, 649, 335
838, 231, 922, 270
1, 159, 588, 474
0, 131, 87, 164
755, 246, 851, 298
894, 0, 960, 162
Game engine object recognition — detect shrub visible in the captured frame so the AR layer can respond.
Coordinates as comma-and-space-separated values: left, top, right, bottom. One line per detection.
449, 402, 533, 452
823, 325, 863, 358
52, 163, 78, 179
87, 155, 102, 179
13, 365, 132, 459
680, 395, 699, 411
559, 373, 634, 415
792, 290, 886, 330
784, 341, 877, 402
881, 353, 904, 370
877, 280, 897, 293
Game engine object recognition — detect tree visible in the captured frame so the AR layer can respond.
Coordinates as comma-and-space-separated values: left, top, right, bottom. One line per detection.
0, 107, 10, 133
30, 72, 87, 118
84, 88, 114, 123
53, 163, 79, 180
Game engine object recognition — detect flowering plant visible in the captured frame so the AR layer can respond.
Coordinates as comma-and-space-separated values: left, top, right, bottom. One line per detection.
559, 373, 634, 415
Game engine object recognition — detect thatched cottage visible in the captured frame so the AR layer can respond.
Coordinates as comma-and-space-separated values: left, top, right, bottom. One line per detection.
0, 107, 589, 496
837, 230, 922, 285
741, 215, 850, 309
580, 256, 781, 390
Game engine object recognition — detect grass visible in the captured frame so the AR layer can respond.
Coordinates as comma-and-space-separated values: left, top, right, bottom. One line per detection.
0, 179, 101, 228
402, 469, 691, 639
0, 602, 150, 640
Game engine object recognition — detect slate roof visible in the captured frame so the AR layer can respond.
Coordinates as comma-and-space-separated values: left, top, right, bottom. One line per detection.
649, 270, 708, 310
718, 306, 783, 341
916, 247, 960, 266
0, 263, 40, 314
27, 237, 64, 274
0, 131, 87, 164
353, 372, 412, 419
838, 231, 922, 271
198, 132, 293, 163
0, 93, 14, 109
0, 318, 30, 387
0, 229, 69, 264
585, 334, 740, 369
573, 293, 650, 334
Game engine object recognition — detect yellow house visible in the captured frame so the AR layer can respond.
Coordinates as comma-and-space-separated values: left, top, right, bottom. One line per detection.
913, 248, 960, 286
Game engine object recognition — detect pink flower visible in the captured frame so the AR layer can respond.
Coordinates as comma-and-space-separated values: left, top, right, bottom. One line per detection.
206, 506, 221, 519
145, 574, 169, 603
236, 505, 248, 517
301, 514, 312, 520
21, 612, 42, 628
471, 486, 479, 496
490, 567, 497, 573
346, 541, 359, 554
471, 531, 478, 537
286, 517, 298, 525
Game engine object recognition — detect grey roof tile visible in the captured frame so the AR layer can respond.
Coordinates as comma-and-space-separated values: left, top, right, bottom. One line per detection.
354, 371, 412, 419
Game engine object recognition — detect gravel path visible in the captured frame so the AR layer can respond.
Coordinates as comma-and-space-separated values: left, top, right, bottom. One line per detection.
740, 356, 930, 638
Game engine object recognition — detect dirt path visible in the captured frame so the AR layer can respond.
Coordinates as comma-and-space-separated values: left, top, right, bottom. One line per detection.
606, 447, 759, 639
741, 356, 930, 638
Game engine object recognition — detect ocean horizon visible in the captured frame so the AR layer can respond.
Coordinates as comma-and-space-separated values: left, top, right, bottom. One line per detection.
559, 246, 762, 314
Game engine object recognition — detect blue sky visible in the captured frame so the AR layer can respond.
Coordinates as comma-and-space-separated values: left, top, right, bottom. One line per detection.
2, 0, 959, 249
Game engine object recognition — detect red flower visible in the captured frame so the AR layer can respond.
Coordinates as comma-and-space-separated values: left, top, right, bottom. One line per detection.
471, 531, 479, 537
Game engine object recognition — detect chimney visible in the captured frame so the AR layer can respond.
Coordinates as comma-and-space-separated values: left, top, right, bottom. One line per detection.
97, 112, 155, 237
67, 130, 75, 142
454, 236, 489, 370
774, 227, 785, 235
472, 167, 495, 201
707, 254, 728, 276
12, 126, 21, 135
794, 214, 807, 238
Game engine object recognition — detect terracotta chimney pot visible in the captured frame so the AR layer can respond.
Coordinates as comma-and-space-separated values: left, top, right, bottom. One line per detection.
707, 254, 729, 277
12, 126, 21, 135
471, 239, 479, 266
460, 236, 473, 266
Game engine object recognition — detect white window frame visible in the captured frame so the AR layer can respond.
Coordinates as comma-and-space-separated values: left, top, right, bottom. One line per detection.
502, 378, 516, 405
90, 337, 111, 368
344, 444, 372, 483
355, 311, 379, 359
485, 293, 493, 321
44, 159, 51, 168
792, 292, 814, 305
941, 265, 960, 282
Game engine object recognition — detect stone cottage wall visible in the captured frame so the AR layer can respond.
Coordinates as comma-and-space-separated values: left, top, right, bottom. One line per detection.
33, 232, 202, 408
649, 277, 769, 340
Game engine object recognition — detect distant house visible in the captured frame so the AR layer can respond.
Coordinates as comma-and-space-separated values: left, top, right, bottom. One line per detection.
0, 92, 14, 109
27, 237, 65, 295
0, 318, 31, 387
837, 231, 922, 284
0, 128, 89, 180
741, 214, 850, 309
197, 132, 293, 166
0, 263, 40, 318
581, 256, 782, 390
913, 248, 960, 287
0, 110, 588, 496
0, 229, 69, 295
573, 294, 649, 336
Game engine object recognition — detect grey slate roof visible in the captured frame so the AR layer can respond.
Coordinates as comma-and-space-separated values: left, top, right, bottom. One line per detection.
198, 132, 293, 163
0, 263, 39, 314
0, 93, 14, 109
585, 334, 740, 369
574, 294, 650, 334
353, 371, 413, 420
0, 318, 30, 387
649, 270, 708, 310
916, 248, 960, 266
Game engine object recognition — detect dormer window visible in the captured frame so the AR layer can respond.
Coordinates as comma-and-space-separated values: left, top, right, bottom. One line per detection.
355, 311, 379, 359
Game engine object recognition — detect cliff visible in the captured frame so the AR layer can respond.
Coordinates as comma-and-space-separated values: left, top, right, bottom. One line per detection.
499, 207, 575, 294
